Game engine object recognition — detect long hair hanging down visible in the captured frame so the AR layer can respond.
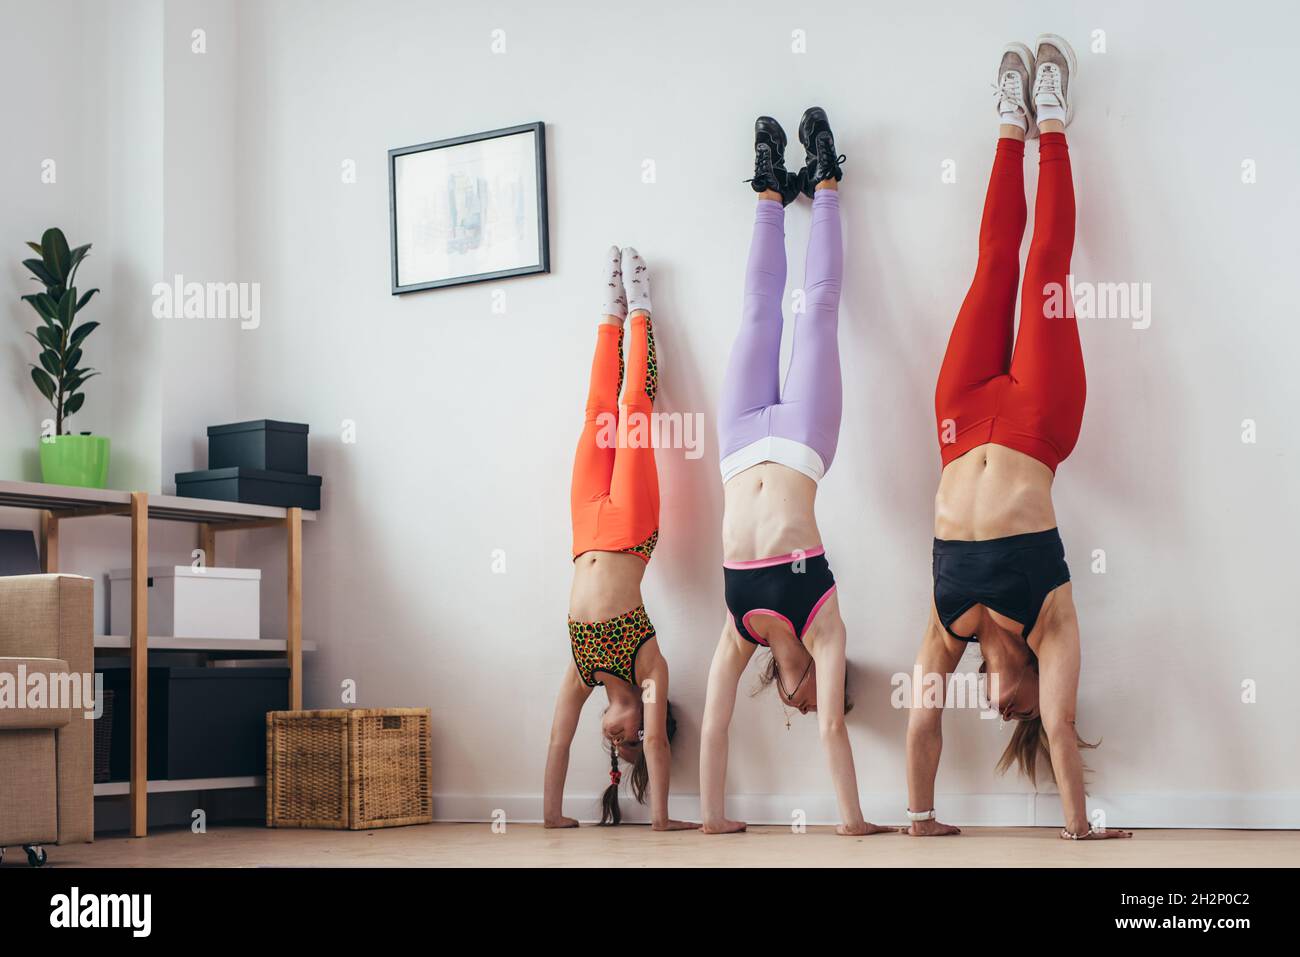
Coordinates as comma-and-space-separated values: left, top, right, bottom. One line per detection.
996, 717, 1099, 783
599, 702, 676, 826
992, 651, 1098, 782
599, 743, 623, 826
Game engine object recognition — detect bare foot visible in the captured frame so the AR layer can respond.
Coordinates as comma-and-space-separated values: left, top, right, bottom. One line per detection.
652, 819, 701, 832
836, 821, 898, 837
544, 816, 579, 829
1063, 827, 1134, 841
903, 819, 962, 837
701, 819, 747, 835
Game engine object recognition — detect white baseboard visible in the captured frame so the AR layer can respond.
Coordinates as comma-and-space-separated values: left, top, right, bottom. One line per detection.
433, 792, 1300, 830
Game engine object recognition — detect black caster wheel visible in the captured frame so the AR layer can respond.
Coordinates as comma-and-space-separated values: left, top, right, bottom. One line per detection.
23, 845, 47, 868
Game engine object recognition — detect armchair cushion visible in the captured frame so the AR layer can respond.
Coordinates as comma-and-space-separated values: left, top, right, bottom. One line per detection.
0, 657, 73, 729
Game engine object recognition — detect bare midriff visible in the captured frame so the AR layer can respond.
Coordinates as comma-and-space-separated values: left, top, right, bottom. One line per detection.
934, 443, 1057, 541
569, 551, 647, 622
722, 462, 822, 563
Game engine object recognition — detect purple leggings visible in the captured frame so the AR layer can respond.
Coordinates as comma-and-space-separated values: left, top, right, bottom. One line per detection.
718, 190, 843, 480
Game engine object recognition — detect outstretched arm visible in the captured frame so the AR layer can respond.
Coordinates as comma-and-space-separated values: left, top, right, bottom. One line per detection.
639, 649, 697, 831
1035, 587, 1131, 841
806, 609, 891, 835
543, 665, 593, 827
699, 619, 754, 833
904, 611, 965, 836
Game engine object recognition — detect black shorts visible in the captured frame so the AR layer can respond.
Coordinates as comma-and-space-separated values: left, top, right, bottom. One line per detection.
724, 546, 837, 646
932, 528, 1070, 640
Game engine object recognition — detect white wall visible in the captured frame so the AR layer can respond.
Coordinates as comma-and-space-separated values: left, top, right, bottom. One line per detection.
5, 0, 1299, 827
226, 0, 1300, 826
1, 0, 172, 638
1, 0, 111, 478
160, 0, 244, 492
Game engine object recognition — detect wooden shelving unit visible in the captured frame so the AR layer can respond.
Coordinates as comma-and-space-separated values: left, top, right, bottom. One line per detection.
0, 479, 316, 838
93, 776, 264, 798
95, 635, 318, 654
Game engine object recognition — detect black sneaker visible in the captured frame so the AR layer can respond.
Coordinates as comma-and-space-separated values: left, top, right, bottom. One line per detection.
747, 116, 803, 206
798, 107, 845, 198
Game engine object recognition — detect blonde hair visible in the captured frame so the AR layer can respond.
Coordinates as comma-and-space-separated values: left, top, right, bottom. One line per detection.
996, 716, 1098, 782
985, 647, 1098, 782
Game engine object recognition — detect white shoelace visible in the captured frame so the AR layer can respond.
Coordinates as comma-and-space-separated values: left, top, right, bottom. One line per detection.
1034, 62, 1064, 107
995, 70, 1027, 117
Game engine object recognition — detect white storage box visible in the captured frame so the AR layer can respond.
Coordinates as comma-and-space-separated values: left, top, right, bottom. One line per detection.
109, 565, 261, 639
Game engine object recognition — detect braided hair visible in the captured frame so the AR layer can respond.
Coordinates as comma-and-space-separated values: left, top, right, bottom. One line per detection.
599, 743, 624, 825
599, 702, 676, 826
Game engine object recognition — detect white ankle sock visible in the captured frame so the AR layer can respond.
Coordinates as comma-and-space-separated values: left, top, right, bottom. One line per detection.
999, 108, 1028, 132
601, 245, 626, 322
1036, 101, 1066, 125
621, 247, 651, 317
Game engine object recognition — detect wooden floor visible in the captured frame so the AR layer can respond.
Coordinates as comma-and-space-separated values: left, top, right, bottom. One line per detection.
22, 824, 1300, 868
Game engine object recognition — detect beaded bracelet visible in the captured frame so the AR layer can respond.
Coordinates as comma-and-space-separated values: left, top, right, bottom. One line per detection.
1061, 825, 1099, 840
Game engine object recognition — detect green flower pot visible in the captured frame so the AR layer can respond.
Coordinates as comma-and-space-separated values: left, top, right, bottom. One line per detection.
39, 434, 111, 488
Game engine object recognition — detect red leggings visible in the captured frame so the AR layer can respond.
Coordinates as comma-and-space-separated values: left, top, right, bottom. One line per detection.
934, 132, 1084, 473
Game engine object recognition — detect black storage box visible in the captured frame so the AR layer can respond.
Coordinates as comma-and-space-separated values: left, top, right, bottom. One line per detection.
0, 529, 40, 575
208, 419, 309, 473
175, 466, 321, 510
101, 665, 289, 780
99, 664, 136, 780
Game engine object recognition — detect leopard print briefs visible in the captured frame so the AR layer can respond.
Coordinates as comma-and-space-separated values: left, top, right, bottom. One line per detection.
568, 604, 656, 688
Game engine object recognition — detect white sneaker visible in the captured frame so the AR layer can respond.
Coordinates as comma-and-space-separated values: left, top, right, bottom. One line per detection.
995, 42, 1037, 137
1033, 34, 1077, 129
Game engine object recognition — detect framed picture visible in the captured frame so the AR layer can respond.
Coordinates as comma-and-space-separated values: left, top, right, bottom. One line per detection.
388, 122, 550, 294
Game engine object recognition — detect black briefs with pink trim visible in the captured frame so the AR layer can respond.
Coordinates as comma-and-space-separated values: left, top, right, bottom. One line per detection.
932, 528, 1070, 641
723, 546, 837, 646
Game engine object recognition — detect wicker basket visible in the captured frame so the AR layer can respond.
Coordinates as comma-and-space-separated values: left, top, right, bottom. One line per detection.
266, 708, 432, 829
94, 689, 115, 784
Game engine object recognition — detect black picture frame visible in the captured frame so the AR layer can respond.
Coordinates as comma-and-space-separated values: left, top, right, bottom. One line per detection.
388, 121, 550, 294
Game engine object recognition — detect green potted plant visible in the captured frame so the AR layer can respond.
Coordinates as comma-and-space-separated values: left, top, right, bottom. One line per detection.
21, 227, 107, 487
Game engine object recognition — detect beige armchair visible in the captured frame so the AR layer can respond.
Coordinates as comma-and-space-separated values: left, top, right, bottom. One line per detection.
0, 574, 94, 862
